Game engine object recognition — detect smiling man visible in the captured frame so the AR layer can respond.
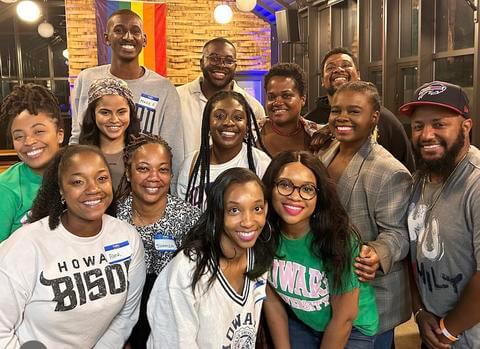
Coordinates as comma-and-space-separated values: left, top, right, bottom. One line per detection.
400, 81, 480, 349
69, 9, 184, 183
177, 37, 265, 157
306, 47, 415, 172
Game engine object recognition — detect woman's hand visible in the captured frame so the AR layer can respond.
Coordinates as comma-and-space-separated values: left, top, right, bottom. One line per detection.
354, 245, 380, 282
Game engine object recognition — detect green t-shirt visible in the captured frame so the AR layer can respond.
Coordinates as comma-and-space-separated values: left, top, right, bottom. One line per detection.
0, 162, 42, 241
269, 231, 379, 336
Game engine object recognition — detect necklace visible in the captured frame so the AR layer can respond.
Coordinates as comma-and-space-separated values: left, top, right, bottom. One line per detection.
420, 152, 468, 212
132, 207, 148, 227
269, 119, 303, 137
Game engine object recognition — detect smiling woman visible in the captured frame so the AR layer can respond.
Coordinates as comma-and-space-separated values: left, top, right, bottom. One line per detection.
115, 133, 201, 348
79, 78, 140, 191
259, 63, 321, 157
176, 90, 270, 209
0, 84, 64, 241
147, 168, 276, 348
0, 145, 146, 348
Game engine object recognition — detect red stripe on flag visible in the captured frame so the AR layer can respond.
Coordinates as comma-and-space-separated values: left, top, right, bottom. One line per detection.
154, 4, 167, 76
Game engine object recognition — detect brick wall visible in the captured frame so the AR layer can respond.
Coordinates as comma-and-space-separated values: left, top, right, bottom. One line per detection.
65, 0, 271, 85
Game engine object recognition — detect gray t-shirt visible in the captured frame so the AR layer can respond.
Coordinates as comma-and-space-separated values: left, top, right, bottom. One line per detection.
408, 146, 480, 347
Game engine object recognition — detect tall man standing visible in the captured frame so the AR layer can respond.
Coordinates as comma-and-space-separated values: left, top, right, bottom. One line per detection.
70, 9, 184, 178
307, 47, 415, 172
400, 81, 480, 348
177, 37, 265, 156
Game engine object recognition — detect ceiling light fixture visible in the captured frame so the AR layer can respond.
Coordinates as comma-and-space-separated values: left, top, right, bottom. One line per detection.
16, 0, 41, 22
214, 4, 233, 24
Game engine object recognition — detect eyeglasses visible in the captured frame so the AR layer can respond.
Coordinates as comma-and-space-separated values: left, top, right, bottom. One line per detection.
275, 179, 318, 200
204, 54, 237, 66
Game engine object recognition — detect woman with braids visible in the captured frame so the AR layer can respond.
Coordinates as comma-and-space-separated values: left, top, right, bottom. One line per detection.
176, 90, 270, 209
0, 145, 146, 348
116, 133, 201, 348
262, 151, 379, 349
78, 77, 140, 191
0, 83, 64, 241
147, 168, 275, 348
259, 63, 320, 157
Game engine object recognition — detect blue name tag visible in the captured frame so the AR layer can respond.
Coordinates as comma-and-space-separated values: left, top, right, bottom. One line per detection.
104, 240, 132, 264
154, 233, 177, 252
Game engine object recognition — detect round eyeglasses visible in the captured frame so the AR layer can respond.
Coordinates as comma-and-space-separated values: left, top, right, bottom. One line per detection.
275, 179, 318, 200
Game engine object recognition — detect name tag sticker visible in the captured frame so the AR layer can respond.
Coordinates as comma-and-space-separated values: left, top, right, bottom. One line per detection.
104, 240, 132, 264
138, 93, 159, 111
154, 234, 177, 252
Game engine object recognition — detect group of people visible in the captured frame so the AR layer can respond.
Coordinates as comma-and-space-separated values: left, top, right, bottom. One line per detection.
0, 7, 478, 349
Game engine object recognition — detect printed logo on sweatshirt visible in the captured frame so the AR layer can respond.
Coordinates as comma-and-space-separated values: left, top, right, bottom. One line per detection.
222, 312, 255, 349
270, 259, 330, 312
40, 253, 130, 311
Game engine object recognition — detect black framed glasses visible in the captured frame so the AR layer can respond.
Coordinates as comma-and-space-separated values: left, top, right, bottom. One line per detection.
204, 54, 237, 66
275, 179, 318, 200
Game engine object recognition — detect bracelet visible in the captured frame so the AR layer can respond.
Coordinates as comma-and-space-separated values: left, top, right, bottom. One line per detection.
439, 318, 460, 342
413, 308, 424, 322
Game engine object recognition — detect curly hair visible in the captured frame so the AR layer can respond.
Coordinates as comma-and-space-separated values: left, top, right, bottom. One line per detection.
180, 167, 275, 294
115, 133, 173, 202
78, 96, 140, 148
0, 83, 63, 145
185, 90, 268, 208
262, 151, 360, 290
30, 145, 116, 230
264, 63, 306, 97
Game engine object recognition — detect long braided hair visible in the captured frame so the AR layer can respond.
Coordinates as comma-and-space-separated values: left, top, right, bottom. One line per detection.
185, 90, 268, 208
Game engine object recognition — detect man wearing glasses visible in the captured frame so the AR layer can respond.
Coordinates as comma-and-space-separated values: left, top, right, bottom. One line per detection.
177, 37, 265, 157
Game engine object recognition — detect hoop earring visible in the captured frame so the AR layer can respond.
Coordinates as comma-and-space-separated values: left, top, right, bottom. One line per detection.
60, 196, 65, 206
259, 221, 272, 243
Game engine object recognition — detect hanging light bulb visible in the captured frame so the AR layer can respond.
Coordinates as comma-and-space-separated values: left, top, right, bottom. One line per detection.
38, 21, 54, 38
236, 0, 256, 12
16, 0, 41, 22
214, 4, 233, 24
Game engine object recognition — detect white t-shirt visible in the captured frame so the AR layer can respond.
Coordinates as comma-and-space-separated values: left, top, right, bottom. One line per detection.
177, 76, 265, 157
0, 215, 146, 349
175, 143, 271, 208
147, 249, 267, 349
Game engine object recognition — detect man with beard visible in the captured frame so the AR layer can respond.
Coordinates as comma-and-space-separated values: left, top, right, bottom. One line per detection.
307, 47, 415, 172
400, 81, 480, 348
177, 37, 265, 156
69, 9, 184, 183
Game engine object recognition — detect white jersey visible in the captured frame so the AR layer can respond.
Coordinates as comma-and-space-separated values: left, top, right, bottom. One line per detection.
147, 249, 267, 349
0, 215, 146, 349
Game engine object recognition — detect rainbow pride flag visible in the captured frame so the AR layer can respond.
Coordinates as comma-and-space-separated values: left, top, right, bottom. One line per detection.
95, 0, 167, 76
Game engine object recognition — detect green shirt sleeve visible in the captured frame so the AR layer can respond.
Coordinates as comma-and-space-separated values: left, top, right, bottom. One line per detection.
0, 184, 17, 241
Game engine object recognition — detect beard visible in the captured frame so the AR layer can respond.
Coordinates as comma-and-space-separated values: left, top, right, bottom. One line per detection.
201, 66, 234, 90
413, 130, 465, 180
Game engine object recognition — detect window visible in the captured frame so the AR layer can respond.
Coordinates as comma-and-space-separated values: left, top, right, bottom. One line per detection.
0, 2, 68, 149
400, 0, 419, 57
